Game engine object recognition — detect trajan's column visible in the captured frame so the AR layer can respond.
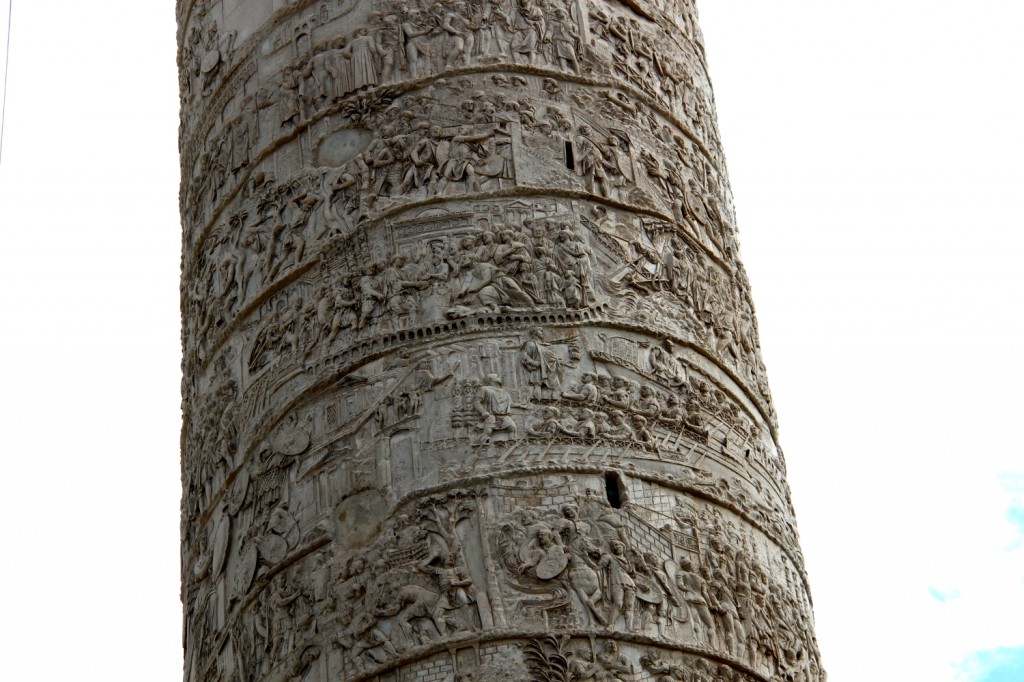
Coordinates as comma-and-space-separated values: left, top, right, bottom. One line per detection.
178, 1, 824, 681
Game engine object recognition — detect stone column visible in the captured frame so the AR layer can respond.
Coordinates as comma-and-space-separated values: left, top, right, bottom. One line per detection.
178, 1, 824, 681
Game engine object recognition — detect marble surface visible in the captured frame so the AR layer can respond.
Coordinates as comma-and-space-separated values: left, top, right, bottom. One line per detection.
177, 0, 824, 680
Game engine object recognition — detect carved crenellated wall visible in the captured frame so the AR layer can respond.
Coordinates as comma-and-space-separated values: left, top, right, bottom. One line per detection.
177, 1, 824, 681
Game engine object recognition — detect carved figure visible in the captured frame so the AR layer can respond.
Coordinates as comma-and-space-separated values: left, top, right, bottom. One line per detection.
179, 2, 824, 680
546, 9, 580, 73
400, 12, 433, 79
599, 540, 637, 630
510, 0, 545, 65
575, 125, 612, 197
675, 560, 715, 644
449, 259, 535, 315
521, 329, 564, 400
345, 28, 380, 91
475, 374, 518, 440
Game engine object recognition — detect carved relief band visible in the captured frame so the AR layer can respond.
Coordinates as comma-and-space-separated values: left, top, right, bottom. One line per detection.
178, 1, 825, 681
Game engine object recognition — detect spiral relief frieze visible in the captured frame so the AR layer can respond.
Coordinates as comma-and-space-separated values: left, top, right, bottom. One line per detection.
179, 1, 824, 681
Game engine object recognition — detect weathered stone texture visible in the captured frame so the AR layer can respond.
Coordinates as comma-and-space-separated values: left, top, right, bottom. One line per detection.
178, 0, 824, 680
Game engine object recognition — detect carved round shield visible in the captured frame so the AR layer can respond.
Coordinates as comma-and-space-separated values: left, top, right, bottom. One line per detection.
662, 559, 684, 603
635, 576, 663, 604
232, 544, 258, 600
435, 140, 451, 166
272, 428, 310, 456
200, 50, 221, 74
269, 509, 299, 547
258, 533, 289, 564
534, 547, 569, 580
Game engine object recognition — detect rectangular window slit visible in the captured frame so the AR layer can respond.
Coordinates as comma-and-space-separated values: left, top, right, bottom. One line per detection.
605, 472, 623, 509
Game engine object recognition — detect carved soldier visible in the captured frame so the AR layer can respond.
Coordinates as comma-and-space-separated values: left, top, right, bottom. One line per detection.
604, 411, 635, 441
595, 641, 632, 680
449, 258, 534, 315
643, 650, 689, 681
650, 339, 687, 386
295, 57, 320, 120
599, 540, 637, 629
356, 262, 385, 330
574, 124, 611, 197
551, 514, 603, 624
563, 372, 600, 404
381, 254, 426, 327
474, 130, 514, 188
437, 125, 495, 194
682, 178, 718, 245
373, 576, 440, 642
339, 611, 399, 668
510, 0, 545, 65
631, 385, 658, 417
441, 3, 477, 67
630, 550, 676, 636
669, 561, 712, 646
324, 37, 352, 100
400, 10, 434, 79
375, 16, 402, 82
601, 135, 634, 199
520, 329, 564, 400
178, 1, 824, 678
706, 567, 743, 655
528, 406, 580, 438
422, 552, 479, 625
546, 8, 580, 73
277, 65, 304, 130
477, 0, 512, 58
344, 27, 379, 91
475, 374, 518, 440
228, 111, 252, 176
409, 358, 455, 410
572, 408, 598, 438
555, 228, 594, 305
398, 125, 441, 195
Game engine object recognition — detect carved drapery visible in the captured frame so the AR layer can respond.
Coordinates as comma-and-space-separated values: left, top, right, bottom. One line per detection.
178, 1, 824, 681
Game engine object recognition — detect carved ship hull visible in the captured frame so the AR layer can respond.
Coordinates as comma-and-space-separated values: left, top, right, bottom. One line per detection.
177, 0, 823, 681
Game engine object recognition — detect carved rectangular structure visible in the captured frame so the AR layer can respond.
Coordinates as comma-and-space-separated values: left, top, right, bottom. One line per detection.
177, 1, 825, 681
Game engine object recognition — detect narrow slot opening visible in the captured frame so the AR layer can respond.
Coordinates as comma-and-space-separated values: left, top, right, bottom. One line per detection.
564, 140, 575, 170
605, 472, 623, 509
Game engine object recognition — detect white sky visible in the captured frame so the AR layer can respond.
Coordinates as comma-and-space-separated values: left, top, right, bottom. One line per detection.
0, 1, 1021, 680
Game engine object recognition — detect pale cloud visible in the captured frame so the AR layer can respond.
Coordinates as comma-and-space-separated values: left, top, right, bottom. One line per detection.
920, 475, 1024, 679
1000, 473, 1024, 547
956, 647, 1024, 682
0, 2, 1019, 681
928, 587, 961, 603
1009, 507, 1024, 547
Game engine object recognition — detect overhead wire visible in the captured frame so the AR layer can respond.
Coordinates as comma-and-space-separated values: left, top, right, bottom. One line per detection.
0, 0, 12, 165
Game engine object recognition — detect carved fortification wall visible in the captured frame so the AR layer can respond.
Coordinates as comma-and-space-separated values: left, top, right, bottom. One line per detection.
178, 1, 824, 681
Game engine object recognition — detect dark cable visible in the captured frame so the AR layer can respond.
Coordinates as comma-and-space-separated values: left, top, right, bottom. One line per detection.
0, 0, 12, 165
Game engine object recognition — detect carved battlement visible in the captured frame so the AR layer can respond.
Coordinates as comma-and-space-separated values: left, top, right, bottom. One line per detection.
178, 2, 823, 682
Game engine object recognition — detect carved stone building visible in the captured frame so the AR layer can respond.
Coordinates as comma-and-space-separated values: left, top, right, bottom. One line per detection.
178, 1, 823, 681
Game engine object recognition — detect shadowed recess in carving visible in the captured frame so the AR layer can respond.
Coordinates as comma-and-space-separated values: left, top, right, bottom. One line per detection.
316, 128, 373, 167
605, 470, 625, 508
178, 0, 822, 680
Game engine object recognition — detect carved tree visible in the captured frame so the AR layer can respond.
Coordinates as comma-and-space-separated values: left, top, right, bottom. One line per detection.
178, 1, 823, 681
